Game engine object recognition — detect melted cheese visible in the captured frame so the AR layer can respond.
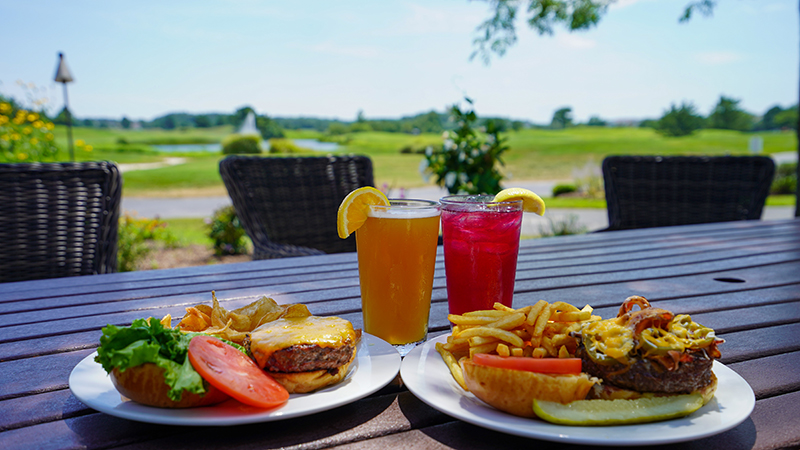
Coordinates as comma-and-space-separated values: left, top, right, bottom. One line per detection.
249, 316, 356, 367
583, 318, 634, 360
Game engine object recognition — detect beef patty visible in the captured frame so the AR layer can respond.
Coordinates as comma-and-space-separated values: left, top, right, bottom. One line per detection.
576, 345, 714, 394
245, 337, 354, 373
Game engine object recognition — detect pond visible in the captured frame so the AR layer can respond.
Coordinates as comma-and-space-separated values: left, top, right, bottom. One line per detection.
292, 139, 340, 152
152, 143, 222, 153
151, 139, 340, 153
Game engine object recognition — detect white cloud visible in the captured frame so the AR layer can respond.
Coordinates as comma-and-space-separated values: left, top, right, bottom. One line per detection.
609, 0, 649, 10
556, 33, 597, 50
693, 51, 744, 65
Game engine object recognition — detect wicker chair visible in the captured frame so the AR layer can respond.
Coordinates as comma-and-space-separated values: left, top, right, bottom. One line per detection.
219, 155, 375, 259
0, 161, 122, 282
601, 155, 775, 231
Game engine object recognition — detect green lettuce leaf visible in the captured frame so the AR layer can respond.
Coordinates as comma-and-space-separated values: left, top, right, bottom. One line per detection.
95, 318, 206, 401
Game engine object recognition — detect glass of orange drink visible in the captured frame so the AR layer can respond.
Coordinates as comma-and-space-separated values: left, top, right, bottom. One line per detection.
355, 199, 440, 356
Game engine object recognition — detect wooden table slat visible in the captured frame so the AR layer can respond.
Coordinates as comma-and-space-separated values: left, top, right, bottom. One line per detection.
0, 219, 798, 449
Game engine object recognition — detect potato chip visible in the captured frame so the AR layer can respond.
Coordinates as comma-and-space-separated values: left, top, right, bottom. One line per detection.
174, 291, 313, 344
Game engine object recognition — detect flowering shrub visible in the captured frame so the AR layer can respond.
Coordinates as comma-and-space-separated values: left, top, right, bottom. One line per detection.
421, 98, 509, 195
0, 101, 59, 162
206, 206, 248, 256
117, 214, 179, 272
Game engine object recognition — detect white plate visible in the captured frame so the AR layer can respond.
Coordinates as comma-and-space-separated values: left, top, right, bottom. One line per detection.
401, 334, 755, 446
70, 333, 400, 426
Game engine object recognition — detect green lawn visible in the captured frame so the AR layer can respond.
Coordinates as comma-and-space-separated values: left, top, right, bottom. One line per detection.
49, 125, 795, 249
53, 124, 797, 198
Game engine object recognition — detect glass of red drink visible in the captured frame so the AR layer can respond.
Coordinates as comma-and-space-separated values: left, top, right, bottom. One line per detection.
440, 195, 523, 315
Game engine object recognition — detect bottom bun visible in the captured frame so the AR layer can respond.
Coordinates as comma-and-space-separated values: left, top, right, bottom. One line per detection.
111, 363, 230, 408
588, 371, 718, 405
268, 352, 356, 394
462, 359, 598, 418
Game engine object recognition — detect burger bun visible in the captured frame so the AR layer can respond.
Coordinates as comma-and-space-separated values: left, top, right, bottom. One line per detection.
461, 359, 598, 418
269, 352, 356, 394
110, 363, 230, 408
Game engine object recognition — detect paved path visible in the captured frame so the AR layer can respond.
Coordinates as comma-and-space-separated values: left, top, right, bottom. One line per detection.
121, 178, 796, 234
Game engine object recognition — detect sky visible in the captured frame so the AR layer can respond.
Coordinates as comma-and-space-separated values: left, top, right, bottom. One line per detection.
1, 0, 797, 124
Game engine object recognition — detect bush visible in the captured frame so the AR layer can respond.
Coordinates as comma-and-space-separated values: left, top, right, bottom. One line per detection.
538, 214, 587, 237
552, 183, 577, 197
222, 134, 262, 154
421, 98, 509, 195
771, 162, 797, 195
269, 138, 306, 154
117, 214, 179, 272
571, 162, 605, 199
207, 206, 248, 256
399, 144, 427, 154
0, 100, 60, 162
655, 102, 705, 137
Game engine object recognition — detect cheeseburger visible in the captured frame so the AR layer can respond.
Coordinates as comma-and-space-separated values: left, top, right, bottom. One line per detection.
577, 296, 722, 403
246, 316, 360, 393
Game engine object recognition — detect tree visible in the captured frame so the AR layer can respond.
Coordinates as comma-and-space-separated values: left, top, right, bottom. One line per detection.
162, 115, 176, 130
551, 107, 573, 129
586, 116, 607, 127
708, 96, 754, 131
256, 115, 285, 139
656, 102, 705, 137
194, 115, 211, 128
775, 107, 799, 131
471, 0, 800, 218
231, 106, 255, 130
121, 116, 131, 129
471, 0, 613, 64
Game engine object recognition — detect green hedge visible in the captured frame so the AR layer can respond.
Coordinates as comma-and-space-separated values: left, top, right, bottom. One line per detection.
222, 134, 262, 154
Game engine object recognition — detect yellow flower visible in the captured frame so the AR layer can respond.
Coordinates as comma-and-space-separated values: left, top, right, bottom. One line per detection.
33, 120, 43, 128
30, 138, 39, 145
75, 139, 85, 146
22, 127, 32, 135
0, 116, 7, 125
0, 103, 10, 113
46, 122, 54, 130
46, 133, 54, 140
12, 117, 24, 125
27, 113, 38, 122
17, 153, 28, 160
11, 133, 20, 140
84, 145, 93, 152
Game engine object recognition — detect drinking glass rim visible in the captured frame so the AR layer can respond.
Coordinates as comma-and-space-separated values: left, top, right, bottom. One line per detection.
381, 198, 439, 208
367, 198, 441, 215
439, 194, 523, 207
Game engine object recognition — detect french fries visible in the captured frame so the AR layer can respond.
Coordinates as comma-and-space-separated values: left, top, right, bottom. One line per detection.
437, 301, 600, 389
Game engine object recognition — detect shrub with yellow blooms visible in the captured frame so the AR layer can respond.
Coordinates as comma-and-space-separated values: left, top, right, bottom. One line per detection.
0, 100, 60, 162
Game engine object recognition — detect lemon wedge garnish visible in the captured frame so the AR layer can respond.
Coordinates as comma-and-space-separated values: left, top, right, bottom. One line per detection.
494, 188, 546, 216
533, 394, 704, 426
337, 187, 389, 239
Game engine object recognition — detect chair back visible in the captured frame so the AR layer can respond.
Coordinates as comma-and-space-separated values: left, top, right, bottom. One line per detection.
602, 155, 775, 231
219, 155, 374, 259
0, 161, 122, 282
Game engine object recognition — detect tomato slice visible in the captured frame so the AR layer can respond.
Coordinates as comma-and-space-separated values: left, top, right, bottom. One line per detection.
472, 353, 581, 374
188, 335, 289, 409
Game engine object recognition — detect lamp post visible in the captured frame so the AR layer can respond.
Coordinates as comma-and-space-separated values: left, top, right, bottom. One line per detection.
54, 52, 75, 161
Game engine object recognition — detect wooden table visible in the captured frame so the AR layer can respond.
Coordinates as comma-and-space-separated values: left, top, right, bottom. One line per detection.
1, 218, 799, 449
